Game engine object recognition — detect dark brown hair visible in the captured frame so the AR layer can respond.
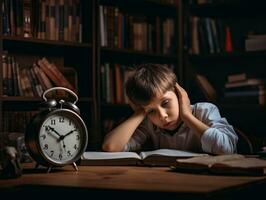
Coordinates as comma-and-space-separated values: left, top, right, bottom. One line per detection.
126, 63, 177, 106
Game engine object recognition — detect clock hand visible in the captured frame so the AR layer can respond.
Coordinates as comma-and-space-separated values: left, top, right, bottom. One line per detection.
63, 129, 76, 138
48, 126, 62, 138
62, 140, 66, 152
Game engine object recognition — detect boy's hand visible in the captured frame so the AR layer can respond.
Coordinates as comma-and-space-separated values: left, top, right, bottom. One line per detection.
175, 83, 192, 119
128, 99, 145, 114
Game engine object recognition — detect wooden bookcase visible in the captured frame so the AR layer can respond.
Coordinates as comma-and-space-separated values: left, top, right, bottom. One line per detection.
0, 0, 182, 156
94, 0, 182, 147
183, 0, 266, 151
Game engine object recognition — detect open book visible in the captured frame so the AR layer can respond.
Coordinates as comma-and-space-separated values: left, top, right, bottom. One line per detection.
172, 154, 266, 176
80, 149, 207, 167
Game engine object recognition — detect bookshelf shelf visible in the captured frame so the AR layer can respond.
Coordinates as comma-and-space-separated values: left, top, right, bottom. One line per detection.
188, 51, 266, 62
0, 96, 42, 101
101, 47, 178, 62
0, 96, 95, 103
2, 36, 92, 48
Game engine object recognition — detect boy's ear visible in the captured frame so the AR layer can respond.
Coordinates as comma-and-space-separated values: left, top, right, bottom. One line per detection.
174, 83, 179, 97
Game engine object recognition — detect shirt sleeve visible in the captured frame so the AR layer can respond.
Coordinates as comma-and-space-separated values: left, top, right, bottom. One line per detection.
193, 103, 238, 154
123, 118, 152, 152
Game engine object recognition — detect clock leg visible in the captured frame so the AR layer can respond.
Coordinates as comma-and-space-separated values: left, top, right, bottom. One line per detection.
72, 162, 78, 171
47, 167, 52, 173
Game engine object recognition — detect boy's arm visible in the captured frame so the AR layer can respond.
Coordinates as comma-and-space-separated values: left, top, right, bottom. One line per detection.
102, 110, 146, 152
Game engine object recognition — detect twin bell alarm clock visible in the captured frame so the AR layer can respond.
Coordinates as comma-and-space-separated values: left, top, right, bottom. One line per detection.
25, 87, 88, 172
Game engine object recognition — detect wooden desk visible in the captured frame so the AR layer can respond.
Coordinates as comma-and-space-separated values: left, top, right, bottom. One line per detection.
0, 165, 266, 200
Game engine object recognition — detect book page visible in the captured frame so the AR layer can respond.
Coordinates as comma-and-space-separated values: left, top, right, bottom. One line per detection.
176, 154, 245, 167
139, 149, 207, 160
214, 157, 266, 169
81, 151, 141, 160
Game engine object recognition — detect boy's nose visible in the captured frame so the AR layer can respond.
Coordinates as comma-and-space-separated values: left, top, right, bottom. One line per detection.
158, 109, 168, 120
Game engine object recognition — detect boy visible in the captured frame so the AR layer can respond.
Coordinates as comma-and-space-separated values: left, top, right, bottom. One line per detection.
102, 64, 238, 154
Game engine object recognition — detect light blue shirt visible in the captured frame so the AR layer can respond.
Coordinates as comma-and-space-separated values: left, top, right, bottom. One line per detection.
125, 102, 238, 154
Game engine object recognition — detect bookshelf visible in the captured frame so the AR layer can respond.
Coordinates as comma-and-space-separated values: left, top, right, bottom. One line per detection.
0, 0, 182, 157
95, 0, 182, 146
183, 0, 266, 151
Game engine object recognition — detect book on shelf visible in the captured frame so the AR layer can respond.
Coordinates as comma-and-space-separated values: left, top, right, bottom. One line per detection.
225, 78, 265, 88
223, 84, 266, 105
195, 74, 217, 102
171, 154, 266, 176
227, 73, 247, 83
80, 149, 207, 167
37, 57, 76, 92
245, 34, 266, 52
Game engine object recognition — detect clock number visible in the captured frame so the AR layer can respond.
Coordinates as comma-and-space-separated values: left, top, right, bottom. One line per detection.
59, 117, 64, 123
51, 119, 56, 125
67, 150, 72, 157
41, 134, 46, 140
59, 154, 63, 160
50, 150, 54, 157
44, 144, 48, 150
76, 135, 80, 140
69, 120, 72, 126
74, 144, 77, 150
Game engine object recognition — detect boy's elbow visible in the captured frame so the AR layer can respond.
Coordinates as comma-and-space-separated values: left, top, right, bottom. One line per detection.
102, 142, 123, 152
102, 142, 113, 152
215, 143, 236, 155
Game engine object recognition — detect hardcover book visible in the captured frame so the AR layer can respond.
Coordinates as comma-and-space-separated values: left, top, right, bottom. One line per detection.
80, 149, 207, 167
172, 154, 266, 176
195, 74, 217, 102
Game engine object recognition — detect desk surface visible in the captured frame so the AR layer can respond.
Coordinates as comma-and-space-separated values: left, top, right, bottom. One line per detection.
1, 164, 266, 199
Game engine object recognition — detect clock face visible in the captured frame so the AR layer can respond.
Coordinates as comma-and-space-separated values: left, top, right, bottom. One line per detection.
38, 110, 87, 165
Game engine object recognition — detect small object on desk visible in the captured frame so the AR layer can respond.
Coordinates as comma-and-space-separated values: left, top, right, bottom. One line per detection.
0, 146, 22, 179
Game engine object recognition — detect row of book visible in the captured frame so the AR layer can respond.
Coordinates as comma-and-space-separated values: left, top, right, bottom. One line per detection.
223, 73, 266, 105
2, 54, 76, 97
101, 63, 175, 104
188, 16, 233, 55
2, 0, 82, 42
2, 111, 38, 133
100, 63, 134, 104
99, 5, 175, 54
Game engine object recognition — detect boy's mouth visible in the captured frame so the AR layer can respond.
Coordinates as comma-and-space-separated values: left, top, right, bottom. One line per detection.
163, 121, 175, 129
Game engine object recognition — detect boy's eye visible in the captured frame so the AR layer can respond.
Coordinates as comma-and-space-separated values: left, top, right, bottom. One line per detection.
162, 100, 169, 107
147, 110, 155, 115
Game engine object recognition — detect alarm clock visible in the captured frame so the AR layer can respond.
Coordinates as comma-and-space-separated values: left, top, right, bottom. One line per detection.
25, 87, 88, 172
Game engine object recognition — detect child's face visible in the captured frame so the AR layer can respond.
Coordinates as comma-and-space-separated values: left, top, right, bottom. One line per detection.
143, 90, 180, 131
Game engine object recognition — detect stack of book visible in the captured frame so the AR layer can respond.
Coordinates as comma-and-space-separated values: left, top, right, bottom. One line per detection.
222, 73, 266, 105
2, 53, 77, 97
245, 34, 266, 52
